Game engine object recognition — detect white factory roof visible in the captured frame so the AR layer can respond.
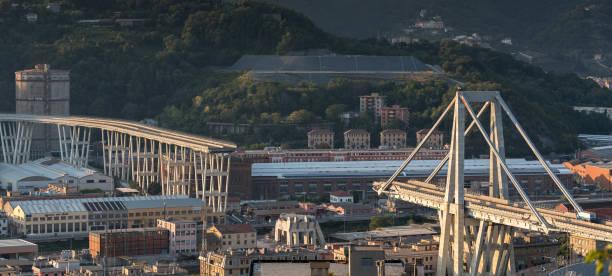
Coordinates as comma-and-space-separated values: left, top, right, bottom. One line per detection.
252, 159, 571, 179
330, 224, 438, 241
9, 195, 202, 215
0, 158, 100, 184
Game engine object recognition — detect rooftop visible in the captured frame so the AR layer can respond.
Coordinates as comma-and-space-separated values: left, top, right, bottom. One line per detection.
9, 195, 203, 215
211, 224, 255, 234
308, 129, 333, 135
344, 129, 369, 135
380, 129, 406, 135
0, 157, 103, 184
230, 55, 431, 73
417, 129, 443, 135
330, 224, 438, 241
252, 159, 571, 179
0, 239, 36, 248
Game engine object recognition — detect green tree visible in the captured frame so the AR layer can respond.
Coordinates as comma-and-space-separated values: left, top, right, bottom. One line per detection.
586, 245, 612, 275
325, 104, 347, 121
369, 216, 393, 230
286, 109, 317, 124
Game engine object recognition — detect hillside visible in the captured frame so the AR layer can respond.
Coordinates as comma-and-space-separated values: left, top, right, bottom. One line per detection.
0, 0, 610, 154
259, 0, 612, 75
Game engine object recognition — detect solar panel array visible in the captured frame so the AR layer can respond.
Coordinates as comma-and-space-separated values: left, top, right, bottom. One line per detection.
12, 195, 194, 215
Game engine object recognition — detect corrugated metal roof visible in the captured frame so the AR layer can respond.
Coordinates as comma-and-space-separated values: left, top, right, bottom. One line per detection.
10, 195, 200, 215
0, 157, 99, 184
252, 159, 569, 178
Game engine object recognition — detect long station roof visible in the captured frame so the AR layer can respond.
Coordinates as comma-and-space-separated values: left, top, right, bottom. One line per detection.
252, 159, 571, 179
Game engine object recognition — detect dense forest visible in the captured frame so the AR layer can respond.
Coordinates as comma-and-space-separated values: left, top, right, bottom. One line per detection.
0, 0, 610, 155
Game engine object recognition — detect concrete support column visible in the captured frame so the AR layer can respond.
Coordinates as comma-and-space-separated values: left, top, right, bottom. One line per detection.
0, 121, 33, 164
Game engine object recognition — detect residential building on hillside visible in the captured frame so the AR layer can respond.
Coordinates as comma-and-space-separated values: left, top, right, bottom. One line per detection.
307, 129, 334, 149
359, 93, 386, 120
380, 105, 409, 127
344, 129, 370, 150
416, 129, 444, 149
380, 129, 407, 149
157, 219, 198, 256
206, 224, 256, 251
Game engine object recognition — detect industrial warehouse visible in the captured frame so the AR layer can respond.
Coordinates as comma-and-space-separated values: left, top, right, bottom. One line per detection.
0, 158, 112, 193
4, 195, 206, 240
251, 158, 574, 200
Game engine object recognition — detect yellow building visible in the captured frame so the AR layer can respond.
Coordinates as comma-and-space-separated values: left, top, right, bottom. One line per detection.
200, 250, 252, 276
205, 224, 256, 251
380, 129, 407, 149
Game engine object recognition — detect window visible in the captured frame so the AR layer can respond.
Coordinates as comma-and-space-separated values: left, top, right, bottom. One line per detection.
294, 184, 304, 193
86, 180, 94, 183
99, 179, 107, 183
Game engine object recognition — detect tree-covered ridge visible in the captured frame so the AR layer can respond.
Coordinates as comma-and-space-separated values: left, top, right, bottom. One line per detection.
0, 0, 609, 154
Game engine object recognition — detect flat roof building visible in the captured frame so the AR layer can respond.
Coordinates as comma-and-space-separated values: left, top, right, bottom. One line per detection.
251, 159, 574, 200
89, 228, 169, 258
6, 195, 205, 240
229, 55, 439, 84
0, 239, 37, 259
0, 158, 112, 193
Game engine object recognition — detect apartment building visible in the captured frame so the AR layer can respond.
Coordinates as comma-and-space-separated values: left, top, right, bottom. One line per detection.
157, 219, 198, 256
380, 129, 407, 149
307, 129, 334, 149
343, 129, 370, 150
359, 93, 386, 119
380, 105, 409, 127
416, 129, 444, 149
206, 224, 256, 251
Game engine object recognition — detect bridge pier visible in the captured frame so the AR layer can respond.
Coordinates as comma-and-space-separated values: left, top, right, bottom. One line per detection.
377, 90, 599, 275
57, 125, 91, 168
0, 121, 33, 164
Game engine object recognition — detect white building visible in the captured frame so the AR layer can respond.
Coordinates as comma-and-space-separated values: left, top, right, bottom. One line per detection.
0, 158, 113, 193
157, 219, 198, 256
330, 191, 353, 204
